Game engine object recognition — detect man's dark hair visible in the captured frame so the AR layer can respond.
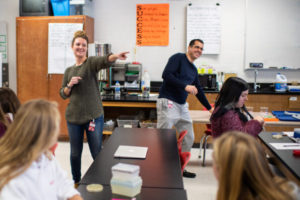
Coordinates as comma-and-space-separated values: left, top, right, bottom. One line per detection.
189, 39, 204, 47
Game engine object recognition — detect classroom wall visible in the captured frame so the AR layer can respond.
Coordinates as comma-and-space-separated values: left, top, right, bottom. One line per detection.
0, 0, 18, 92
93, 0, 300, 83
0, 0, 299, 93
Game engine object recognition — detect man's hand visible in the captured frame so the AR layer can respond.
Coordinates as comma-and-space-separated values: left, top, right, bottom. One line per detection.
185, 85, 198, 95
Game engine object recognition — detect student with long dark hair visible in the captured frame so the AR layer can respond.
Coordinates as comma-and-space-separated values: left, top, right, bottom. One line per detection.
210, 77, 264, 138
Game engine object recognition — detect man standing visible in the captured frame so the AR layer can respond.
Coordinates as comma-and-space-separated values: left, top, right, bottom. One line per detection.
157, 39, 213, 178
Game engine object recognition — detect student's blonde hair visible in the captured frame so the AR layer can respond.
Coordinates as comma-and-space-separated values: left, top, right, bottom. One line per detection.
0, 99, 60, 191
213, 131, 294, 200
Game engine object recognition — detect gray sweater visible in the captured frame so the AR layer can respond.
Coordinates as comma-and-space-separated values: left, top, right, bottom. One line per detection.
59, 55, 113, 124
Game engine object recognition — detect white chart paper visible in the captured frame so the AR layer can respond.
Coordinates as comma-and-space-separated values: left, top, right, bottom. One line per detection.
187, 4, 221, 54
48, 23, 83, 74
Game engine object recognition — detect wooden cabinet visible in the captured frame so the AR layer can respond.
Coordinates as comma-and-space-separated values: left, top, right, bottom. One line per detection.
16, 16, 94, 140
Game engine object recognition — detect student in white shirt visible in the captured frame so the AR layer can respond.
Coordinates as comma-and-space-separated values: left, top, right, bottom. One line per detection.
0, 99, 82, 200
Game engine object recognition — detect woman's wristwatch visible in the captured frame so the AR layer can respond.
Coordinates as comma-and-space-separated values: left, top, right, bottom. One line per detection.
66, 84, 72, 89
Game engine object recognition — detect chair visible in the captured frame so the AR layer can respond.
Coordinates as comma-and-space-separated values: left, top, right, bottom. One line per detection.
177, 130, 187, 154
198, 124, 212, 166
50, 143, 58, 156
180, 152, 191, 173
198, 104, 214, 166
177, 130, 191, 173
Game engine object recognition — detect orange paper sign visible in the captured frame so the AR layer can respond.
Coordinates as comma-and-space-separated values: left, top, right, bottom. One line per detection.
136, 4, 169, 46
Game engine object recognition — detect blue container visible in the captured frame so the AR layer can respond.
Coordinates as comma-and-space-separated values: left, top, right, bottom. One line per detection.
51, 0, 70, 16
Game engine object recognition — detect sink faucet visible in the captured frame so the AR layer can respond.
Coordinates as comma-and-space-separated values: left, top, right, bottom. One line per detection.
254, 69, 260, 92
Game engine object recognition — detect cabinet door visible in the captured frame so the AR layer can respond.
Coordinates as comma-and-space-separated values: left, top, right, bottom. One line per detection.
17, 18, 49, 102
17, 16, 94, 139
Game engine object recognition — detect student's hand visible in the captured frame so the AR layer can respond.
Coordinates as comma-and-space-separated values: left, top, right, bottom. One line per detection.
254, 115, 264, 125
208, 107, 214, 113
68, 76, 82, 88
185, 85, 198, 95
108, 52, 130, 62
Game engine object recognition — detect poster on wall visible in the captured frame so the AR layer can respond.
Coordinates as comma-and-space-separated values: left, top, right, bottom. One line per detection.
0, 52, 2, 87
136, 4, 169, 46
48, 23, 83, 74
187, 4, 221, 54
0, 22, 8, 63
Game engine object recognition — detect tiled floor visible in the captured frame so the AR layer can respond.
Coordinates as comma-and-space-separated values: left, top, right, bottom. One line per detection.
55, 142, 218, 200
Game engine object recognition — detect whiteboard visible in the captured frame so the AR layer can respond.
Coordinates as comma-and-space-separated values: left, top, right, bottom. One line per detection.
187, 4, 221, 54
245, 0, 300, 69
48, 23, 83, 74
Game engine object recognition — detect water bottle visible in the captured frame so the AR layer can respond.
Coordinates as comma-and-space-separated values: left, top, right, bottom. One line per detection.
115, 81, 121, 98
142, 70, 150, 98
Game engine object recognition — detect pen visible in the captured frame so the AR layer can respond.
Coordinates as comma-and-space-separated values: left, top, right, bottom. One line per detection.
283, 144, 300, 147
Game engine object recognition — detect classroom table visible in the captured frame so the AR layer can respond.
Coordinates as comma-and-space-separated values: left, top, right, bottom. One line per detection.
79, 127, 187, 200
189, 110, 300, 127
258, 132, 300, 186
77, 184, 187, 200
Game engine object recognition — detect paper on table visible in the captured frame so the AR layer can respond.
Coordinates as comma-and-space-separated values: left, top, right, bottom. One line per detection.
283, 132, 294, 137
270, 143, 300, 150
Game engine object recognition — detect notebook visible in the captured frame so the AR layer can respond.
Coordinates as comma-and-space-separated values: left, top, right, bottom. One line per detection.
114, 145, 148, 159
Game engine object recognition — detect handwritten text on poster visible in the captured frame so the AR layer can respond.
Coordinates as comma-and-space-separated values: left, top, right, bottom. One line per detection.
136, 4, 169, 46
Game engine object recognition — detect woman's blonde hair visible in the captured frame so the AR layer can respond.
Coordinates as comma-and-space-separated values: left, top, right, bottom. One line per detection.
213, 131, 294, 200
71, 30, 89, 47
0, 99, 60, 191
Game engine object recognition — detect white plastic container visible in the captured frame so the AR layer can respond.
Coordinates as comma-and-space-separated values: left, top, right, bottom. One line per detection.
141, 70, 150, 98
110, 163, 142, 197
112, 163, 140, 180
275, 73, 287, 92
110, 176, 142, 197
115, 81, 121, 98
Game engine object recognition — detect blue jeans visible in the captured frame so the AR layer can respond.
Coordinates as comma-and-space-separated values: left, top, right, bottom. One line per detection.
67, 115, 104, 183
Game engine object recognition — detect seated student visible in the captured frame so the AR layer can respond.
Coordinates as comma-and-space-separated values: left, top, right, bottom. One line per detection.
0, 99, 82, 200
210, 77, 264, 138
213, 131, 298, 200
0, 87, 21, 122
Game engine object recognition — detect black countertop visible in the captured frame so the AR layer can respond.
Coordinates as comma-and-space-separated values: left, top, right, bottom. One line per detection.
102, 94, 157, 102
102, 82, 299, 102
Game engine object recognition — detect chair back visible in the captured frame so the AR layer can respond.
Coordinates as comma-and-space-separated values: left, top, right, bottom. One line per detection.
204, 104, 214, 135
50, 143, 58, 156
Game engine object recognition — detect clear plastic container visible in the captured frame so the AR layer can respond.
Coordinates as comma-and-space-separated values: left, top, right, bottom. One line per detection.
115, 81, 121, 98
112, 163, 140, 180
141, 70, 150, 98
275, 73, 287, 92
139, 121, 157, 128
110, 176, 142, 197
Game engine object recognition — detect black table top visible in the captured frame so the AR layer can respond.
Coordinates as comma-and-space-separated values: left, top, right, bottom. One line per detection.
77, 184, 187, 200
258, 132, 300, 180
80, 127, 184, 189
